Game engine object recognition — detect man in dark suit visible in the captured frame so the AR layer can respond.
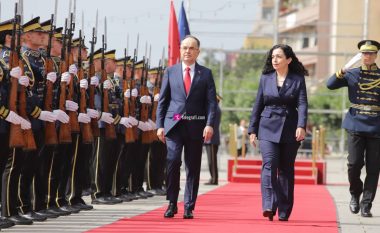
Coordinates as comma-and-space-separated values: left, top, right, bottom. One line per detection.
156, 35, 217, 219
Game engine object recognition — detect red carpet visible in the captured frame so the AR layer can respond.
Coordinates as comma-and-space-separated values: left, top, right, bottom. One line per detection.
88, 183, 338, 233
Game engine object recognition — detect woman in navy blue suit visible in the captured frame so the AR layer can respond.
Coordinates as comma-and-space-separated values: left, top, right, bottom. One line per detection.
248, 44, 308, 221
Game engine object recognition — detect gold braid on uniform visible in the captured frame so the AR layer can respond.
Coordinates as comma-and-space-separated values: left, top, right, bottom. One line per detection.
359, 70, 380, 91
0, 106, 10, 119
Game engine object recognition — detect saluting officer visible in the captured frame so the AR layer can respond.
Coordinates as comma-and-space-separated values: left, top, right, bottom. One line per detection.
327, 39, 380, 218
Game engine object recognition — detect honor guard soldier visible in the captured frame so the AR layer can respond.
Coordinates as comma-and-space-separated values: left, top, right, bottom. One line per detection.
113, 56, 138, 202
18, 16, 60, 221
66, 37, 94, 211
130, 60, 155, 199
146, 67, 167, 196
91, 48, 122, 205
327, 39, 380, 218
0, 18, 30, 228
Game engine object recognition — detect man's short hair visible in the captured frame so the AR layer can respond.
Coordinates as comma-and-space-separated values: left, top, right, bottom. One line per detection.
182, 35, 200, 48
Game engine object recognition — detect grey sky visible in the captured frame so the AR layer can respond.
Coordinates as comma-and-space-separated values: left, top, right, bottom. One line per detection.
1, 0, 260, 65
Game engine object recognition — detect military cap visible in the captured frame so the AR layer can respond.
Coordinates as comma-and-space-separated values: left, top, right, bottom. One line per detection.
116, 56, 131, 66
39, 19, 52, 32
53, 27, 63, 39
72, 37, 88, 49
134, 60, 144, 69
23, 17, 42, 33
358, 40, 380, 53
148, 67, 159, 74
104, 50, 116, 60
0, 19, 18, 34
92, 48, 103, 60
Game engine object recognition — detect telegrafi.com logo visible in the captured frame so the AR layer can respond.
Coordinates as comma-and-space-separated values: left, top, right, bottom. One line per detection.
173, 113, 205, 121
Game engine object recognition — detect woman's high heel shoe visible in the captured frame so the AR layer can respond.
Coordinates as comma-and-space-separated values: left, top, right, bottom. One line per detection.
263, 209, 274, 221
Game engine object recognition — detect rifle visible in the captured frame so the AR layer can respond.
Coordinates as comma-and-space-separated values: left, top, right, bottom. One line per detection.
122, 49, 134, 143
43, 14, 58, 145
140, 58, 152, 144
88, 27, 99, 137
58, 19, 72, 144
101, 35, 116, 140
78, 30, 93, 143
129, 50, 138, 140
66, 12, 80, 133
8, 3, 25, 148
150, 62, 161, 141
16, 14, 37, 150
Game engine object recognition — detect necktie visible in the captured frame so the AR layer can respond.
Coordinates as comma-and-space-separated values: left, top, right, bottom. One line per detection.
184, 67, 191, 95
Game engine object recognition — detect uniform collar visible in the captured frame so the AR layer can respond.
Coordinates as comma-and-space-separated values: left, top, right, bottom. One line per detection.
361, 63, 378, 71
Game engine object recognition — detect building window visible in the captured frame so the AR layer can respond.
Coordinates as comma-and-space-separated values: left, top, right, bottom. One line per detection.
302, 37, 309, 48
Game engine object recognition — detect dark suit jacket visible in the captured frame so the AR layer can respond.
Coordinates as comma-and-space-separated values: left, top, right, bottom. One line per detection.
156, 62, 217, 140
248, 71, 308, 143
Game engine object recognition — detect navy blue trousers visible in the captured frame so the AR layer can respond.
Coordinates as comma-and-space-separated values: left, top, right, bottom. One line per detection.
259, 140, 299, 219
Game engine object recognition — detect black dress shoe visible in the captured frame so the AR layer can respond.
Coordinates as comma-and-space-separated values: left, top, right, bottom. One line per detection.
47, 206, 71, 216
349, 196, 360, 214
20, 211, 47, 221
0, 216, 15, 228
360, 205, 372, 217
279, 217, 288, 221
164, 203, 178, 218
92, 196, 120, 205
144, 191, 154, 197
183, 209, 194, 219
60, 205, 80, 214
263, 209, 274, 221
36, 209, 59, 218
204, 182, 218, 185
118, 194, 133, 202
8, 215, 33, 225
135, 191, 148, 199
72, 203, 93, 211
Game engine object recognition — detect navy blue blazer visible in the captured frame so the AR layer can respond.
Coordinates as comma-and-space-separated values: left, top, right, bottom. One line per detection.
156, 62, 217, 140
248, 71, 308, 143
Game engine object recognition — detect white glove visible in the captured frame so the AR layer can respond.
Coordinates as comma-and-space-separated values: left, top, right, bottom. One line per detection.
80, 79, 88, 90
61, 72, 71, 84
148, 119, 156, 130
103, 80, 112, 90
137, 121, 149, 131
69, 64, 78, 75
53, 109, 69, 123
140, 95, 152, 104
20, 119, 31, 130
99, 112, 114, 124
145, 122, 153, 130
5, 110, 22, 124
90, 76, 99, 87
38, 111, 56, 122
131, 88, 138, 97
87, 108, 100, 119
10, 67, 21, 79
124, 89, 131, 98
129, 116, 138, 126
18, 76, 29, 87
65, 100, 79, 112
78, 113, 91, 123
154, 93, 160, 101
120, 117, 133, 128
343, 53, 362, 72
46, 72, 57, 83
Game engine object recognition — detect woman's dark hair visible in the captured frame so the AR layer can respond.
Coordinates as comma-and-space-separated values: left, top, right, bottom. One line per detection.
262, 44, 309, 76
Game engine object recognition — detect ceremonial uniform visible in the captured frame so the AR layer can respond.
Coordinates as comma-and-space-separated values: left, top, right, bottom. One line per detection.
327, 39, 380, 217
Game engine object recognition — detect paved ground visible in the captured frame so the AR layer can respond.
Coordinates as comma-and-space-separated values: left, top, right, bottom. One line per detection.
2, 152, 380, 232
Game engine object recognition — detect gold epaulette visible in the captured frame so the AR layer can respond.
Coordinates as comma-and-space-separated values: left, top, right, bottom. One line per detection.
335, 69, 344, 79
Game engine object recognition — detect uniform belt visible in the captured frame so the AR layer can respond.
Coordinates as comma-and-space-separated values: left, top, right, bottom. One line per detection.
268, 105, 287, 108
109, 104, 119, 109
351, 104, 380, 111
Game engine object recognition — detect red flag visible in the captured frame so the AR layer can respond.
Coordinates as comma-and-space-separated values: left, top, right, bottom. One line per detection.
168, 0, 180, 66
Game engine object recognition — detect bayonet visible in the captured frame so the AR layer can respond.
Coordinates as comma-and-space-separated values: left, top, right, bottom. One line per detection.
54, 0, 58, 25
